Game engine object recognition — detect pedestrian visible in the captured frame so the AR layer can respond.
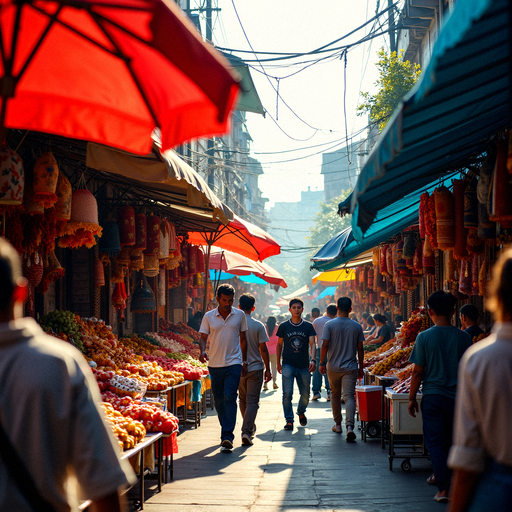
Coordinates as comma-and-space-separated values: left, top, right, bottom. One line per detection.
364, 315, 377, 337
311, 303, 337, 401
237, 293, 271, 446
311, 307, 321, 321
360, 312, 369, 330
319, 296, 365, 442
199, 283, 248, 451
276, 298, 316, 430
0, 238, 135, 512
448, 249, 512, 512
349, 312, 358, 323
459, 304, 484, 341
394, 314, 404, 330
264, 315, 279, 390
408, 291, 472, 503
365, 313, 393, 351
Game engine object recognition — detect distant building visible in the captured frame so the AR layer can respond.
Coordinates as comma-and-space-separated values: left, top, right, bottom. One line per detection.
321, 142, 363, 202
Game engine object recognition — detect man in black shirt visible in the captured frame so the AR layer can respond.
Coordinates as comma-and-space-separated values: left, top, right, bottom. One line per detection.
459, 304, 484, 341
277, 298, 316, 431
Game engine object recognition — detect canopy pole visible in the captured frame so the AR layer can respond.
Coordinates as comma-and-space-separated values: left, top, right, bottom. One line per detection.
202, 243, 212, 315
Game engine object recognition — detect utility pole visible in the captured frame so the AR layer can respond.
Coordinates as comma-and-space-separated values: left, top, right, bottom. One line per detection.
205, 0, 215, 189
388, 0, 396, 53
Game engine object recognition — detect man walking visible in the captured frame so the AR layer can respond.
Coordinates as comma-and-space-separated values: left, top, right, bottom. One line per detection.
459, 303, 484, 341
277, 298, 316, 430
311, 303, 337, 401
0, 238, 135, 511
238, 293, 272, 446
408, 291, 471, 503
199, 284, 248, 451
320, 296, 365, 442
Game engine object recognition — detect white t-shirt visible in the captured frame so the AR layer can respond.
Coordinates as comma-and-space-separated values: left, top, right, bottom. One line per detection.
312, 315, 334, 349
199, 307, 248, 367
0, 318, 135, 512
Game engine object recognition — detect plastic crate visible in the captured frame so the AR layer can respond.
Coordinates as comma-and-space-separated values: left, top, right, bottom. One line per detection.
356, 385, 383, 422
386, 390, 423, 435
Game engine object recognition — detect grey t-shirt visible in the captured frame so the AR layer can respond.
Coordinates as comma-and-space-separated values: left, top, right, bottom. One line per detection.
245, 314, 269, 372
323, 317, 365, 371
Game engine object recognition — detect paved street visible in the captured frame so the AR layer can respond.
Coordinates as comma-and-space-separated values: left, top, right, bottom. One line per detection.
143, 385, 443, 512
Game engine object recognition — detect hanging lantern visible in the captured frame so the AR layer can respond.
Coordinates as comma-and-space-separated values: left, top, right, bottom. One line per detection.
94, 259, 105, 287
0, 144, 24, 210
367, 265, 374, 290
419, 193, 428, 239
54, 172, 72, 222
115, 246, 131, 266
453, 179, 470, 260
118, 206, 136, 247
129, 249, 144, 271
37, 251, 65, 294
444, 250, 456, 284
459, 260, 471, 296
188, 245, 197, 275
477, 202, 496, 240
477, 152, 494, 205
403, 234, 416, 269
143, 254, 160, 277
422, 237, 435, 275
196, 247, 205, 273
23, 168, 44, 215
145, 214, 160, 256
379, 245, 388, 276
134, 213, 147, 250
159, 219, 170, 262
22, 252, 44, 287
471, 254, 480, 295
397, 240, 408, 274
372, 248, 379, 267
110, 261, 126, 283
413, 243, 423, 274
464, 179, 479, 230
466, 229, 485, 254
33, 152, 59, 208
98, 221, 121, 257
435, 186, 455, 250
193, 272, 204, 288
425, 194, 438, 249
131, 274, 157, 313
112, 282, 128, 318
490, 137, 512, 222
58, 190, 102, 249
158, 268, 166, 306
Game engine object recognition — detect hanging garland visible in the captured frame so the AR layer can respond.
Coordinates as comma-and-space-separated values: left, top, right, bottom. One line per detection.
419, 192, 428, 239
424, 193, 438, 249
453, 179, 470, 260
434, 186, 455, 250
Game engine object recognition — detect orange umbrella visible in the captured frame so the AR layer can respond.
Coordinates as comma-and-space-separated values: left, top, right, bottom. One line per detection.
0, 0, 239, 153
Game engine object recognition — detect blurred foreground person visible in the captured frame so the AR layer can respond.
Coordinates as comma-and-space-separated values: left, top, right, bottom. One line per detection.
448, 249, 512, 512
0, 238, 135, 512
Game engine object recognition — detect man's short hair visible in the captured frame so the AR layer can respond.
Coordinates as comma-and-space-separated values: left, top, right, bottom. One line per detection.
216, 283, 235, 298
373, 313, 384, 324
326, 303, 337, 316
289, 298, 304, 308
394, 314, 404, 323
366, 315, 375, 326
239, 293, 255, 312
337, 296, 352, 313
362, 312, 369, 320
0, 238, 21, 311
427, 291, 457, 317
311, 307, 320, 316
460, 304, 479, 323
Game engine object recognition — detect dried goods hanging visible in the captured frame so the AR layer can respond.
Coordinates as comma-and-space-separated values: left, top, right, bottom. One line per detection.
453, 179, 470, 260
467, 229, 485, 254
464, 178, 479, 230
435, 186, 455, 250
477, 202, 496, 240
459, 259, 471, 296
490, 137, 512, 223
419, 192, 428, 239
471, 254, 480, 295
424, 193, 438, 249
380, 245, 389, 276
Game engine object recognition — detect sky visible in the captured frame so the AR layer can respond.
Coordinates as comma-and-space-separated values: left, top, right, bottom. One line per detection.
207, 0, 394, 209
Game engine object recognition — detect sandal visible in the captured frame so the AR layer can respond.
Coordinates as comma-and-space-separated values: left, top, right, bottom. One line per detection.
427, 474, 436, 485
298, 414, 307, 426
284, 422, 293, 430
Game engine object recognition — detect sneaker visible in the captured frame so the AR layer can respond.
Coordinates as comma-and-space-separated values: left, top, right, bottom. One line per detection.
251, 425, 257, 438
221, 439, 233, 451
332, 424, 342, 433
241, 434, 253, 446
326, 393, 331, 402
273, 383, 279, 389
433, 493, 449, 503
346, 429, 356, 442
284, 422, 293, 430
312, 393, 321, 401
299, 414, 307, 426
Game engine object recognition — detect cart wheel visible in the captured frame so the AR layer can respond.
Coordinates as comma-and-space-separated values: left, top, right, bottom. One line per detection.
366, 422, 381, 438
401, 459, 412, 472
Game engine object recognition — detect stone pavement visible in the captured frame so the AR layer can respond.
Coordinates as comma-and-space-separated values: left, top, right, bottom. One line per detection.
142, 385, 445, 512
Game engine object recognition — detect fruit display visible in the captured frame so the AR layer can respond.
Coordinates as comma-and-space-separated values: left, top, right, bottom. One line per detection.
109, 374, 147, 399
397, 309, 429, 347
391, 376, 413, 394
149, 331, 200, 358
143, 354, 206, 379
102, 391, 179, 434
119, 335, 158, 355
369, 346, 413, 375
159, 318, 201, 341
40, 310, 84, 352
364, 339, 396, 361
101, 402, 146, 451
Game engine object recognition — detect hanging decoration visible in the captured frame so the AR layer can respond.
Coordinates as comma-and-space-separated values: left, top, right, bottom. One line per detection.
367, 265, 374, 290
188, 245, 197, 276
386, 245, 394, 279
54, 172, 72, 222
444, 250, 456, 284
379, 245, 389, 276
372, 248, 379, 267
23, 168, 44, 215
453, 179, 470, 260
477, 152, 494, 205
477, 202, 496, 240
158, 268, 166, 306
37, 251, 65, 294
118, 206, 136, 247
159, 219, 171, 264
434, 186, 455, 250
490, 137, 512, 222
143, 254, 160, 277
196, 248, 205, 273
396, 240, 408, 274
33, 152, 59, 208
471, 254, 480, 296
98, 221, 121, 257
459, 259, 471, 296
131, 274, 157, 313
466, 229, 485, 254
478, 260, 487, 297
129, 250, 144, 271
58, 189, 102, 249
22, 251, 44, 287
0, 144, 24, 212
134, 213, 147, 250
112, 281, 128, 321
110, 261, 127, 283
403, 234, 416, 269
423, 237, 435, 275
424, 193, 438, 249
463, 179, 479, 230
94, 259, 105, 287
115, 246, 132, 266
413, 243, 423, 275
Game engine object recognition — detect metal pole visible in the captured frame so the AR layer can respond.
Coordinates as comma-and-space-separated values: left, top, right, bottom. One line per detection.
202, 244, 211, 314
388, 0, 396, 53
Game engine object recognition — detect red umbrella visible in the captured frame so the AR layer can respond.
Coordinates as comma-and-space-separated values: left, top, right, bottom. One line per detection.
188, 214, 280, 262
0, 0, 239, 154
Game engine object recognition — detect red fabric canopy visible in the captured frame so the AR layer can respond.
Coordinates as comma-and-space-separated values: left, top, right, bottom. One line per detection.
188, 215, 280, 261
0, 0, 240, 154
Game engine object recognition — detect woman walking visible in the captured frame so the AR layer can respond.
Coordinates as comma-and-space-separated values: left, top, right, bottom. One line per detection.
265, 316, 279, 390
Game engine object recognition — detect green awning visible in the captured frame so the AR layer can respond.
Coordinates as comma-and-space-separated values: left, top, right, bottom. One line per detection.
312, 173, 458, 272
220, 52, 265, 116
340, 0, 511, 240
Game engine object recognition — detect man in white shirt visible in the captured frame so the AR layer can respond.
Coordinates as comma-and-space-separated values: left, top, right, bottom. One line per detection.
311, 303, 336, 401
0, 238, 135, 512
199, 284, 248, 451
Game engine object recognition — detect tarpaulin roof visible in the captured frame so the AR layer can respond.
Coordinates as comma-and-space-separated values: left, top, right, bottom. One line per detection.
282, 285, 309, 300
312, 172, 459, 272
317, 286, 337, 299
312, 268, 355, 285
340, 0, 512, 240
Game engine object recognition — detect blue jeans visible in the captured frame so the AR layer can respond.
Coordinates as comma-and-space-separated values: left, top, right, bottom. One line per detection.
468, 460, 512, 512
282, 364, 311, 423
421, 394, 455, 493
312, 352, 330, 396
209, 365, 242, 442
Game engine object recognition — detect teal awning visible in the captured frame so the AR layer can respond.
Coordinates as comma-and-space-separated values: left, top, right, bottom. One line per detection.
312, 173, 458, 272
317, 286, 337, 299
341, 0, 511, 240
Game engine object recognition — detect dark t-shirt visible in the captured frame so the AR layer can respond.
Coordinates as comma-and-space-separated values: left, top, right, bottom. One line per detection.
465, 325, 484, 341
377, 324, 394, 345
277, 319, 316, 369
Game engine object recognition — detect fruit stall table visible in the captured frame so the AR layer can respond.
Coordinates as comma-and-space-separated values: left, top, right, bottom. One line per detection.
374, 374, 399, 449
